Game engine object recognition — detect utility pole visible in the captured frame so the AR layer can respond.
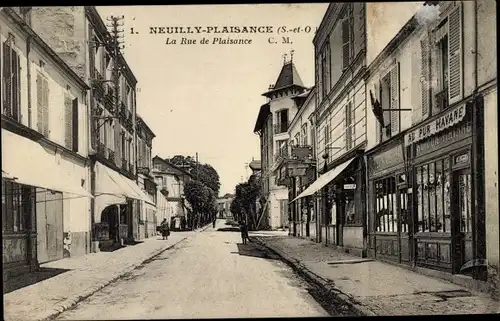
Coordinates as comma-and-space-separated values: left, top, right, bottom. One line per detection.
107, 14, 125, 244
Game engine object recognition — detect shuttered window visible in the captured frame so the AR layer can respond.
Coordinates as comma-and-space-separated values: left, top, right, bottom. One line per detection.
342, 18, 350, 70
420, 33, 431, 118
64, 94, 73, 149
72, 98, 79, 152
447, 5, 462, 104
345, 102, 354, 151
36, 72, 49, 137
2, 41, 21, 122
390, 63, 400, 136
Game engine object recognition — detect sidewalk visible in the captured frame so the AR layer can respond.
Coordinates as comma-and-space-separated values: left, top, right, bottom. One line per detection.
4, 224, 211, 321
252, 235, 500, 316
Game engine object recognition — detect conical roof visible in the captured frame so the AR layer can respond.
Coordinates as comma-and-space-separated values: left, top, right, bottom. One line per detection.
273, 61, 305, 89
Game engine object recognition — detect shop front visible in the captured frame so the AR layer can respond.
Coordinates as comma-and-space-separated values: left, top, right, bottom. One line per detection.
2, 128, 92, 279
401, 99, 486, 279
93, 161, 155, 251
366, 135, 411, 265
293, 151, 366, 257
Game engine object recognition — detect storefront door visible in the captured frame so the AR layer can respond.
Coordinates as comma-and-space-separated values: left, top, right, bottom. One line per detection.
451, 168, 473, 274
36, 189, 64, 264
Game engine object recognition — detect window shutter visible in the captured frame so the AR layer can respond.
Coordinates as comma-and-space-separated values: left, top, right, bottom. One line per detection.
12, 51, 20, 121
3, 43, 12, 116
64, 94, 73, 149
42, 78, 49, 137
72, 98, 79, 152
36, 73, 43, 132
390, 63, 400, 135
342, 18, 350, 69
448, 5, 462, 104
420, 33, 430, 118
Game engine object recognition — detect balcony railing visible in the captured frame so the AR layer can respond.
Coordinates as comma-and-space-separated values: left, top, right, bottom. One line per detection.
435, 88, 449, 111
108, 149, 115, 162
97, 141, 106, 157
92, 68, 105, 96
273, 121, 290, 135
121, 158, 128, 171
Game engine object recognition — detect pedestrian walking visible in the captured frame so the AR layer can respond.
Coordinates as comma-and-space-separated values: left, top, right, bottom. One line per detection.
212, 217, 216, 229
240, 220, 249, 245
160, 218, 170, 240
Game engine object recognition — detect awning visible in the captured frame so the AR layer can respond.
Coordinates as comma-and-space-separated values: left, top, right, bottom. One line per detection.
95, 161, 155, 205
291, 157, 356, 203
1, 129, 93, 198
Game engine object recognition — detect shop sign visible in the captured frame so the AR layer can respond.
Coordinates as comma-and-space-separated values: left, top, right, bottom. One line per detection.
343, 184, 356, 190
454, 153, 470, 165
369, 143, 404, 174
405, 104, 467, 146
415, 121, 472, 157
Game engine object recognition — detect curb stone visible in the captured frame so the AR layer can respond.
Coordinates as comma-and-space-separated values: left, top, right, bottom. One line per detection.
40, 236, 189, 321
251, 236, 378, 317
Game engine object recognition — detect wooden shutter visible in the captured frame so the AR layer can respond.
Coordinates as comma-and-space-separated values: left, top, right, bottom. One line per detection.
342, 18, 350, 69
345, 102, 352, 150
448, 5, 463, 104
3, 42, 12, 116
12, 51, 20, 121
64, 94, 73, 149
72, 98, 79, 152
42, 78, 49, 137
390, 63, 400, 135
36, 73, 43, 132
420, 33, 431, 118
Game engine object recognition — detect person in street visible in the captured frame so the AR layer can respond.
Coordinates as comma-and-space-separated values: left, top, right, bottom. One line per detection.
212, 217, 216, 229
161, 218, 170, 240
240, 220, 249, 245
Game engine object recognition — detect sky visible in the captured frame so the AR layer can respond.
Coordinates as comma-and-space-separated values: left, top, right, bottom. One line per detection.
96, 4, 329, 196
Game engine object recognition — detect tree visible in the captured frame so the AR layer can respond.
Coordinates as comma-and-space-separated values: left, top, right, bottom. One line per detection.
231, 174, 262, 230
168, 155, 221, 197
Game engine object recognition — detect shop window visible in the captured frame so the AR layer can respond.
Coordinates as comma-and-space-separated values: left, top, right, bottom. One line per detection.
375, 177, 397, 232
457, 171, 472, 233
2, 180, 33, 233
415, 159, 450, 233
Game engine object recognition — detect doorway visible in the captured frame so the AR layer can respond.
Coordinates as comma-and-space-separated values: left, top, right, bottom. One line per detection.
36, 189, 64, 264
451, 168, 473, 275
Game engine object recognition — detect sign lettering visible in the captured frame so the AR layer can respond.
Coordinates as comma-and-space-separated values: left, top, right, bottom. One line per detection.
415, 122, 472, 157
370, 144, 404, 174
405, 104, 467, 146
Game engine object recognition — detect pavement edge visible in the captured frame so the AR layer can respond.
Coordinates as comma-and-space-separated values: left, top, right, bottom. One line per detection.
39, 235, 190, 321
251, 236, 378, 317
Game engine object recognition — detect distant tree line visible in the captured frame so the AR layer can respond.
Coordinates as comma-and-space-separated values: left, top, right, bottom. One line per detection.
168, 155, 220, 229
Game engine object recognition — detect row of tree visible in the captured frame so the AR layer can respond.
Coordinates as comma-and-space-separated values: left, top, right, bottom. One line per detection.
168, 155, 220, 229
230, 174, 267, 231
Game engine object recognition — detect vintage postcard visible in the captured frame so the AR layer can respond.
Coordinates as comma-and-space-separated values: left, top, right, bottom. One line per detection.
1, 2, 499, 320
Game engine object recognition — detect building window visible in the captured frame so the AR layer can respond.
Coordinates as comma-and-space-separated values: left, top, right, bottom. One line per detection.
2, 38, 21, 122
320, 42, 330, 98
375, 177, 397, 232
2, 181, 33, 233
341, 15, 351, 70
345, 102, 354, 150
379, 63, 400, 141
64, 94, 79, 152
36, 72, 50, 136
434, 19, 449, 113
415, 159, 450, 233
345, 183, 356, 225
275, 109, 289, 134
301, 123, 308, 146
